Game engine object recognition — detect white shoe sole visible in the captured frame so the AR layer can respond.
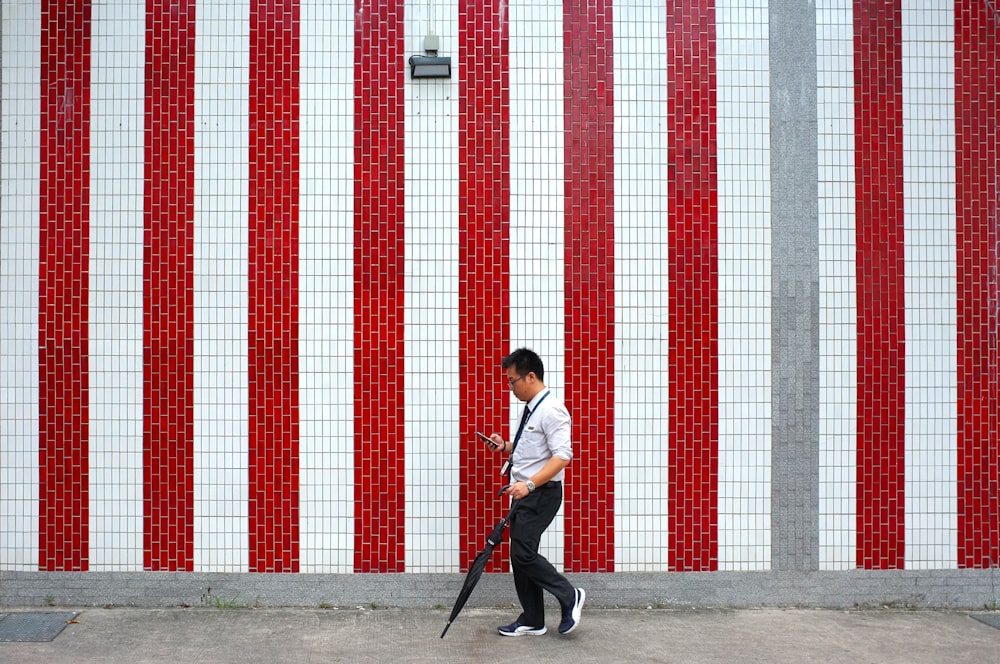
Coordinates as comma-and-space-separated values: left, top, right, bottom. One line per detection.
499, 626, 547, 637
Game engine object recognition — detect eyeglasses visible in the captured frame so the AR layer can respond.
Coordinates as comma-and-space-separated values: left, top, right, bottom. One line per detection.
507, 374, 528, 387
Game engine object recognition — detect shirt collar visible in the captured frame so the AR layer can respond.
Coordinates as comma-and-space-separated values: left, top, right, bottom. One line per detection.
526, 389, 551, 412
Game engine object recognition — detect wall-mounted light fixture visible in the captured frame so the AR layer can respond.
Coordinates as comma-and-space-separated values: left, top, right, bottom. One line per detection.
409, 31, 451, 79
409, 55, 451, 78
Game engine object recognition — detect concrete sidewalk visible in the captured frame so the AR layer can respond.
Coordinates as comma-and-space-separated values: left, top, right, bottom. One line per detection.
0, 607, 1000, 664
2, 606, 1000, 663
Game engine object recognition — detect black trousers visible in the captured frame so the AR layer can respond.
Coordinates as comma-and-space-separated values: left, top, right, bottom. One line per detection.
508, 482, 576, 626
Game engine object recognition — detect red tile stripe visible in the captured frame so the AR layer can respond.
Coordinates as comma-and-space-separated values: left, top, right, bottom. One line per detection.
853, 0, 905, 570
666, 1, 719, 572
353, 0, 405, 573
955, 0, 1000, 568
38, 0, 92, 572
143, 0, 196, 571
249, 0, 301, 573
458, 1, 511, 572
563, 0, 615, 573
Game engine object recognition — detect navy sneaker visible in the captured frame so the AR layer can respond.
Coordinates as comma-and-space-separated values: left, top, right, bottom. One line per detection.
558, 588, 586, 634
498, 621, 547, 637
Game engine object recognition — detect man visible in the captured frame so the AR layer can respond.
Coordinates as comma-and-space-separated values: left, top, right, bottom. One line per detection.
485, 347, 585, 636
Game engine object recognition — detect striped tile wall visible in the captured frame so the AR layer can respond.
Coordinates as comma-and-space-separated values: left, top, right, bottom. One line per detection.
0, 0, 997, 577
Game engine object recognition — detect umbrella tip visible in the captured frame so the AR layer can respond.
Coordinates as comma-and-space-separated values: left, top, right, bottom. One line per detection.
440, 623, 451, 638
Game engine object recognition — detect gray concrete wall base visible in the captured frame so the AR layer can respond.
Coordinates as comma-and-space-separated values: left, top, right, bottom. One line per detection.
3, 570, 999, 611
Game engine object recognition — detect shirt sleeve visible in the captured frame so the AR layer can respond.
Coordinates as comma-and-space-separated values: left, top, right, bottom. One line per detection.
544, 401, 574, 461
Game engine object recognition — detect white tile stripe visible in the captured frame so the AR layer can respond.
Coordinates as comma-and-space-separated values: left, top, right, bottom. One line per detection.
89, 0, 145, 571
298, 0, 357, 574
613, 0, 671, 572
816, 0, 858, 571
509, 0, 567, 568
193, 0, 251, 572
0, 0, 41, 571
901, 2, 957, 570
716, 0, 773, 571
402, 3, 461, 573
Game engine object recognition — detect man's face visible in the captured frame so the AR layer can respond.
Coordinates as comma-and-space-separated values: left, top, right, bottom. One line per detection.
506, 368, 532, 401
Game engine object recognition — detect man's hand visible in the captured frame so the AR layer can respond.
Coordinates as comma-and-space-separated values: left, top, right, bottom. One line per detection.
505, 481, 527, 499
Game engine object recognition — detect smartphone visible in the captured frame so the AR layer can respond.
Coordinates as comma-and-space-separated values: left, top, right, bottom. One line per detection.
475, 431, 497, 448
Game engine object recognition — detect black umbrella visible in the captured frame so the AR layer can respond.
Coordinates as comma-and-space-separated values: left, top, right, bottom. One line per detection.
440, 488, 518, 638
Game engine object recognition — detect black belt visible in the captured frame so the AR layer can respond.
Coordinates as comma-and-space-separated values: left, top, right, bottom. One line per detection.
537, 480, 561, 490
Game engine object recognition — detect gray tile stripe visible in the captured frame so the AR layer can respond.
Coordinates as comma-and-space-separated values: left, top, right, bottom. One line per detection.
769, 0, 821, 571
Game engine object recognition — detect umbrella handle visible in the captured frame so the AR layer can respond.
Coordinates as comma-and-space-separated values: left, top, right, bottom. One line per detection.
498, 485, 520, 521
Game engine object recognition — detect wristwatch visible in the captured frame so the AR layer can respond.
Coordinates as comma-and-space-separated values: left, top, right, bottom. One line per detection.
525, 480, 536, 493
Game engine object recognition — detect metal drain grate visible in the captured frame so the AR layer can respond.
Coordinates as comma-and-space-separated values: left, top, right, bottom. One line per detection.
971, 613, 1000, 631
0, 612, 79, 642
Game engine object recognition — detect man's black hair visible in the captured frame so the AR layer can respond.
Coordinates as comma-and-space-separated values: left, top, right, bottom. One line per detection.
501, 347, 545, 382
